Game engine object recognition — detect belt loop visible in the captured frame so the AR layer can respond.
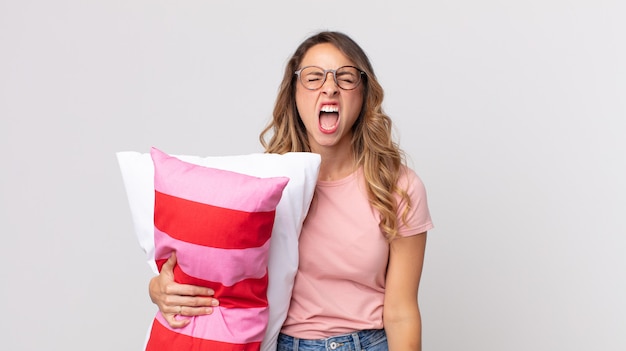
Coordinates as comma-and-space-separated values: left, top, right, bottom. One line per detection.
352, 331, 362, 350
292, 335, 299, 351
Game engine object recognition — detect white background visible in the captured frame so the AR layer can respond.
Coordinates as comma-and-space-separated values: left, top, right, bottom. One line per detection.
1, 1, 624, 350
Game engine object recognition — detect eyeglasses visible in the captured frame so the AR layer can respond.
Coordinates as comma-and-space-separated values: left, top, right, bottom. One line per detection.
294, 65, 365, 90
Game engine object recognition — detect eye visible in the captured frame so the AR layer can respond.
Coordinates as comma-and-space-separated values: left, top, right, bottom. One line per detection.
304, 72, 323, 83
337, 72, 357, 84
300, 67, 325, 82
336, 67, 360, 86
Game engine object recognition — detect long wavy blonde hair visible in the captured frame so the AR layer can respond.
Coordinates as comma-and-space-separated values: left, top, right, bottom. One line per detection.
260, 31, 411, 241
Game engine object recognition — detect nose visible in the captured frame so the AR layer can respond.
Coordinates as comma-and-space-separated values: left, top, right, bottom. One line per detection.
321, 71, 339, 95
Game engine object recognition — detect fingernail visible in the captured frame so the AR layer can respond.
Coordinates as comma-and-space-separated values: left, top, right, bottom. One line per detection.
206, 307, 213, 314
211, 299, 219, 307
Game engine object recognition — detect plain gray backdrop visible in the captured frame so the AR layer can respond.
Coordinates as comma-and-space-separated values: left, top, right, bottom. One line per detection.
1, 1, 624, 350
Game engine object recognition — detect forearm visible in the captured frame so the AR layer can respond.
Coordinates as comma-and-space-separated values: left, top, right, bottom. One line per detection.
384, 309, 422, 351
384, 233, 427, 350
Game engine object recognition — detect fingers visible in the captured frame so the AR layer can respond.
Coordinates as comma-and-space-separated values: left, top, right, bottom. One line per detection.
162, 294, 219, 321
161, 252, 177, 273
160, 298, 219, 329
165, 283, 215, 299
162, 312, 191, 328
177, 304, 217, 317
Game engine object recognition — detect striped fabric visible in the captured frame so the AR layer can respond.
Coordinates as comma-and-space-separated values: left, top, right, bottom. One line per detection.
146, 147, 289, 351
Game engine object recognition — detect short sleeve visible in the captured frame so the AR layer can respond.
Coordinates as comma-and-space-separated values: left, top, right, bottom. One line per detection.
396, 166, 434, 237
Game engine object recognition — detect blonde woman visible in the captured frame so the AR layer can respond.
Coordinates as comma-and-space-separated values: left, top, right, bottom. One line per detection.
150, 31, 433, 351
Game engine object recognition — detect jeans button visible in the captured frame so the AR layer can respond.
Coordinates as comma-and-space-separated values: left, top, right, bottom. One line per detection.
329, 341, 337, 349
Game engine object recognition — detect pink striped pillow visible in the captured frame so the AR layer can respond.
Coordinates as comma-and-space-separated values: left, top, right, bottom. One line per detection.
146, 147, 289, 351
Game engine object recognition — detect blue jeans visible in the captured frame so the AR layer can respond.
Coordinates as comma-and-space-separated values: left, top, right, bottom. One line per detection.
277, 329, 388, 351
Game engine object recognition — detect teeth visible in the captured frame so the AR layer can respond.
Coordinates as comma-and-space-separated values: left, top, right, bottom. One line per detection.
321, 105, 339, 113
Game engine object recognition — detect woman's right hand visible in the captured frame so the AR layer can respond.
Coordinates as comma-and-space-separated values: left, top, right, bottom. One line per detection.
149, 252, 219, 328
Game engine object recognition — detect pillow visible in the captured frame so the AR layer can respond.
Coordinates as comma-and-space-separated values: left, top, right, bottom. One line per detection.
116, 148, 320, 351
146, 147, 289, 350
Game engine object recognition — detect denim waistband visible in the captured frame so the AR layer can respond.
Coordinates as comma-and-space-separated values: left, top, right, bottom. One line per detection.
277, 328, 387, 350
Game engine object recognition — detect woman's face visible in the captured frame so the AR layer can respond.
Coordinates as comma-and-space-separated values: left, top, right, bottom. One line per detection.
295, 43, 364, 154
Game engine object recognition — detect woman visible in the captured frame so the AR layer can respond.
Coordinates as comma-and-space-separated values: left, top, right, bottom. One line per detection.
150, 31, 433, 350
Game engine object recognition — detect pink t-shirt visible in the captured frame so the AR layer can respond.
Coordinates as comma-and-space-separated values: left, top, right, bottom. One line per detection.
280, 166, 434, 339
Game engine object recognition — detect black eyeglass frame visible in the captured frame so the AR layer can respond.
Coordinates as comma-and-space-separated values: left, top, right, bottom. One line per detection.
294, 65, 366, 91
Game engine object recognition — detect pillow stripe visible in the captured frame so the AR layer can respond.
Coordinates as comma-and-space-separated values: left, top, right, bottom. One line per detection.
155, 258, 269, 309
148, 317, 263, 351
154, 229, 270, 286
155, 191, 275, 249
152, 150, 287, 213
153, 308, 269, 343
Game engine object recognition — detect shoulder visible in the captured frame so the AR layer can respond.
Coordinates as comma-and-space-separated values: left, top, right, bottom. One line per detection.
397, 165, 427, 197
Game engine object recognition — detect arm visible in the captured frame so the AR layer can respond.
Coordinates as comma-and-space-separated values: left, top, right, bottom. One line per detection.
383, 232, 428, 351
149, 252, 219, 328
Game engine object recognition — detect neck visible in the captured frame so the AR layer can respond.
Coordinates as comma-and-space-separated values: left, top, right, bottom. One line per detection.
312, 144, 357, 182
